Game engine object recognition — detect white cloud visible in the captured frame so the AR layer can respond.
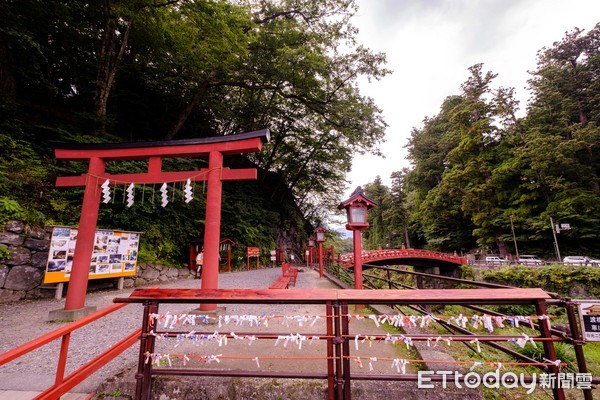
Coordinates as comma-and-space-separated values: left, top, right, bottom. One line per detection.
345, 0, 600, 197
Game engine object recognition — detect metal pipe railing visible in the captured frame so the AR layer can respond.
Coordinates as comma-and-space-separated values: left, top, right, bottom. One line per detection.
115, 287, 569, 400
0, 303, 139, 400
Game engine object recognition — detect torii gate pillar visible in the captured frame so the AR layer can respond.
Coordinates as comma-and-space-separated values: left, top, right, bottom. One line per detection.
201, 151, 223, 311
50, 130, 270, 321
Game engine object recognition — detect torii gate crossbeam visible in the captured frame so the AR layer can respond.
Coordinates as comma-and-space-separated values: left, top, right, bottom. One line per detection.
51, 129, 270, 319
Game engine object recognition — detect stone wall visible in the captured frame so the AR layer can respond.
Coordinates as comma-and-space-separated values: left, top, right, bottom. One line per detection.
0, 221, 193, 303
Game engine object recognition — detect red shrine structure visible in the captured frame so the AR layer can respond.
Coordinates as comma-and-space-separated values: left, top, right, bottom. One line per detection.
51, 129, 270, 320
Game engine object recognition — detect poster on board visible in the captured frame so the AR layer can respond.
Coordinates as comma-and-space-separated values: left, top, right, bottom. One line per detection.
44, 226, 141, 284
578, 300, 600, 342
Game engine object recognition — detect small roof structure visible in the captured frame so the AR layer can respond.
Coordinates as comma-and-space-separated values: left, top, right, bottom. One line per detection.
583, 304, 600, 315
337, 186, 378, 210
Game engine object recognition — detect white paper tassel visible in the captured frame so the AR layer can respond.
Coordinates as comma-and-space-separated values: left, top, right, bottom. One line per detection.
160, 183, 169, 207
126, 183, 135, 208
184, 178, 193, 203
101, 179, 111, 203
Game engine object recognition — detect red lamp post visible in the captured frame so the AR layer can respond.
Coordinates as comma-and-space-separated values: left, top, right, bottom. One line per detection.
315, 225, 326, 278
307, 237, 315, 270
338, 187, 377, 289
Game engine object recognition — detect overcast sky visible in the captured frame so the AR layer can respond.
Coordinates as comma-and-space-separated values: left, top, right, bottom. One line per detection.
344, 0, 600, 197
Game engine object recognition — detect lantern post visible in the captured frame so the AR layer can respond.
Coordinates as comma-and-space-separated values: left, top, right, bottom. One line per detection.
338, 187, 378, 290
315, 225, 326, 278
307, 237, 315, 270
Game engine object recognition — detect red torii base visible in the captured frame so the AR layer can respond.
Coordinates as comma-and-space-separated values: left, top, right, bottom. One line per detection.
49, 130, 270, 321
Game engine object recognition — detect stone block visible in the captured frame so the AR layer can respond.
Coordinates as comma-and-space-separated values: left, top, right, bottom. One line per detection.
47, 305, 97, 322
31, 251, 49, 268
0, 264, 7, 286
140, 266, 160, 280
24, 238, 49, 252
165, 267, 180, 278
0, 288, 26, 303
25, 288, 56, 300
122, 278, 135, 288
4, 265, 43, 290
0, 232, 24, 246
4, 220, 24, 233
24, 225, 47, 240
5, 246, 31, 266
179, 268, 194, 277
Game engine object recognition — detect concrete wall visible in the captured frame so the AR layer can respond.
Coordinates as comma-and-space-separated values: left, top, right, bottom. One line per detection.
0, 221, 193, 303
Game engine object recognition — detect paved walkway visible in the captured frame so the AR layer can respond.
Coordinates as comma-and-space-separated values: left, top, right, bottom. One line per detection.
0, 266, 417, 399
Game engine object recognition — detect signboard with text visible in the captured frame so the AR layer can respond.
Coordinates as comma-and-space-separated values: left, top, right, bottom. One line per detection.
44, 226, 141, 284
578, 301, 600, 341
246, 247, 260, 270
247, 247, 260, 257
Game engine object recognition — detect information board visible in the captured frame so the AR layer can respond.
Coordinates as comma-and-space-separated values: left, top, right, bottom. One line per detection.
578, 301, 600, 342
247, 247, 259, 257
44, 226, 141, 284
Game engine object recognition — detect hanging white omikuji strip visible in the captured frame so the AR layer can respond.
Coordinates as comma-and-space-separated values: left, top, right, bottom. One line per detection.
160, 182, 169, 207
101, 179, 111, 204
184, 178, 193, 203
126, 183, 135, 208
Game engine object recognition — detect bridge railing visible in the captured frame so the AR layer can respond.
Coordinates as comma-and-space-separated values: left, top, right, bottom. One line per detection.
338, 248, 467, 268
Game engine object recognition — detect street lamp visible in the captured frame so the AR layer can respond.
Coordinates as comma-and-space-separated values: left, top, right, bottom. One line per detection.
307, 236, 315, 270
338, 186, 378, 289
315, 225, 326, 278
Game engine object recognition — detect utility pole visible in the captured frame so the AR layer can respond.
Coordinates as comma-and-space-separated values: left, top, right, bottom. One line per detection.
510, 215, 519, 261
550, 217, 561, 262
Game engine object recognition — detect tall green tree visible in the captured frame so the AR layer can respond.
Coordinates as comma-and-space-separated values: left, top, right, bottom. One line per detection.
383, 170, 410, 248
519, 24, 600, 253
363, 176, 388, 250
404, 95, 475, 251
0, 0, 389, 262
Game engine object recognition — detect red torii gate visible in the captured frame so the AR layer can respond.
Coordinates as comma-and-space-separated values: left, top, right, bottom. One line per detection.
51, 129, 269, 320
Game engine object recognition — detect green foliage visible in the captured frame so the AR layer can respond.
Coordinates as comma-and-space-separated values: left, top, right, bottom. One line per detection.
0, 0, 390, 264
0, 245, 9, 260
458, 265, 476, 281
517, 342, 576, 374
481, 265, 600, 297
0, 197, 24, 225
584, 342, 600, 376
396, 25, 600, 256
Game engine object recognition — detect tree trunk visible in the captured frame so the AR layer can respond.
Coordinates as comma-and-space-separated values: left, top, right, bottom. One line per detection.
404, 224, 411, 248
0, 42, 16, 99
497, 238, 509, 259
94, 15, 132, 134
164, 71, 216, 140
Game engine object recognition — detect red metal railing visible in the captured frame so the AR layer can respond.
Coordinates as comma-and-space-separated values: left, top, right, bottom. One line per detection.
0, 303, 139, 400
339, 248, 467, 268
115, 287, 572, 400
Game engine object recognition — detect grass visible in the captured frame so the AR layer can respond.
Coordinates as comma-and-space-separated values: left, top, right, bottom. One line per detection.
583, 342, 600, 375
417, 304, 599, 400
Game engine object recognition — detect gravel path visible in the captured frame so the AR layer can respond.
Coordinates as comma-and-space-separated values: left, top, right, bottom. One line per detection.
0, 266, 411, 395
0, 267, 285, 392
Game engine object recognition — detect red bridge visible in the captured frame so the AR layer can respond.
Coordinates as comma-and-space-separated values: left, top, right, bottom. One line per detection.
339, 248, 467, 270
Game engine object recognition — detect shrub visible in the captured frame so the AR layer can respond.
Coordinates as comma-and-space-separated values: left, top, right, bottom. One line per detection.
481, 265, 600, 298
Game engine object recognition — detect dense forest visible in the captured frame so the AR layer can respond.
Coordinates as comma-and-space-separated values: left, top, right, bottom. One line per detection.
362, 25, 600, 260
0, 0, 388, 265
1, 1, 598, 265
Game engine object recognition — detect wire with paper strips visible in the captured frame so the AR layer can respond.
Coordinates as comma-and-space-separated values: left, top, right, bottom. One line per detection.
86, 167, 225, 210
116, 287, 578, 400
